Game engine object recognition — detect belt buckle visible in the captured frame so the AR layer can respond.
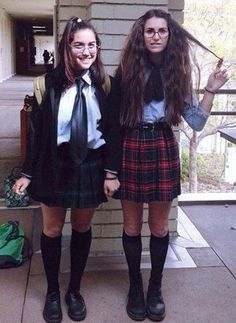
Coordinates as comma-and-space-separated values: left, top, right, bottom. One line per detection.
141, 123, 155, 131
146, 123, 155, 131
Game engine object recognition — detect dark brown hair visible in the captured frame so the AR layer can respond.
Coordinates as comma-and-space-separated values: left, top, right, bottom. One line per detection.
116, 9, 222, 127
57, 16, 105, 88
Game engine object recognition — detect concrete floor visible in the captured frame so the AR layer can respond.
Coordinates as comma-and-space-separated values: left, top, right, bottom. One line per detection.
1, 203, 236, 323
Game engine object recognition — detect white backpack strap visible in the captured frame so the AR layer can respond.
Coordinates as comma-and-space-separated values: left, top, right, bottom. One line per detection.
102, 74, 111, 96
33, 74, 46, 105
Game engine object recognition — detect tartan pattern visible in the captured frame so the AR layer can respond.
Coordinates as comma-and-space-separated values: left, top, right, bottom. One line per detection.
41, 144, 107, 208
117, 123, 181, 202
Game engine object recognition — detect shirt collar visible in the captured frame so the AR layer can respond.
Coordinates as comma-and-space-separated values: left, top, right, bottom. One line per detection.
82, 70, 92, 85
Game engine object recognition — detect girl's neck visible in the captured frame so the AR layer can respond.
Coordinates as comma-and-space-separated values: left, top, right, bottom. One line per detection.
75, 69, 87, 77
149, 53, 163, 66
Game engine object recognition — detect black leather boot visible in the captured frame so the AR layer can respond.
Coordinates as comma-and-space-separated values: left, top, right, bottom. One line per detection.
65, 290, 87, 321
126, 273, 146, 321
43, 291, 62, 323
146, 280, 165, 321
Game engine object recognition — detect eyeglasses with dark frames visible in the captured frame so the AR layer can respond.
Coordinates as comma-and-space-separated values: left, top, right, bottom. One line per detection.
144, 28, 169, 39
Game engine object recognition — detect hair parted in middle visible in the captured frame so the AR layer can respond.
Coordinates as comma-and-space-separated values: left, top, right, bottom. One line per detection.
57, 16, 105, 88
116, 9, 222, 127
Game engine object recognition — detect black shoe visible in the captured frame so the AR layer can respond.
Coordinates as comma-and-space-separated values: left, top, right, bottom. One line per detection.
126, 274, 146, 321
43, 291, 62, 323
146, 283, 165, 322
65, 290, 87, 321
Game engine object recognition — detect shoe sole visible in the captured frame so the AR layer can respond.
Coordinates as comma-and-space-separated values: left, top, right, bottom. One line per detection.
65, 296, 87, 321
67, 310, 87, 322
147, 309, 166, 322
43, 311, 62, 323
126, 307, 146, 321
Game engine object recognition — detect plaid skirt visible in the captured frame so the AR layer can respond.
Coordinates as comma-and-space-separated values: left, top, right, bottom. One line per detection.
40, 143, 107, 208
114, 122, 181, 203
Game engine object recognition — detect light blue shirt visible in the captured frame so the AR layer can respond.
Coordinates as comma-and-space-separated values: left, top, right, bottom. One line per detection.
142, 96, 209, 131
57, 71, 105, 148
143, 67, 210, 131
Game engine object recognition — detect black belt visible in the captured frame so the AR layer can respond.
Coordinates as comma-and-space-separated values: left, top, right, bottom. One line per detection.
133, 122, 168, 130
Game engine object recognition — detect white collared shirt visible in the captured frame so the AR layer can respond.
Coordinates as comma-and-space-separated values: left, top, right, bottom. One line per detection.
57, 71, 105, 148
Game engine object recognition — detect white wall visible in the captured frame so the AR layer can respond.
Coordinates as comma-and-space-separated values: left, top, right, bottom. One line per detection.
34, 35, 54, 64
0, 8, 15, 82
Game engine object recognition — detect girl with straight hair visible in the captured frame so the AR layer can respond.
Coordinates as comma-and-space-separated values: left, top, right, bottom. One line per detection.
13, 17, 120, 323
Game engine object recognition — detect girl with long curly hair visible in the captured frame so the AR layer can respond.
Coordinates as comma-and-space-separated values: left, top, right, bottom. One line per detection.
114, 9, 228, 322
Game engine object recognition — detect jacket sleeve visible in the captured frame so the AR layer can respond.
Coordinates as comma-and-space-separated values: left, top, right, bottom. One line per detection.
103, 76, 123, 173
21, 97, 43, 177
182, 95, 210, 131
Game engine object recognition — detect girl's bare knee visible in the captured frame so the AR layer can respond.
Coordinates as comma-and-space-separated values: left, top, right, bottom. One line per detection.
124, 222, 143, 236
72, 223, 91, 232
43, 226, 63, 237
150, 227, 168, 238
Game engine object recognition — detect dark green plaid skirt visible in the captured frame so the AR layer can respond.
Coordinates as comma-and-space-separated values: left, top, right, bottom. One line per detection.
40, 143, 107, 209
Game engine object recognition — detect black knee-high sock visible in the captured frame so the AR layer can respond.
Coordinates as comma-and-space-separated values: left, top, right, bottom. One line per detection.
122, 231, 142, 279
149, 233, 169, 287
68, 228, 92, 292
41, 232, 62, 294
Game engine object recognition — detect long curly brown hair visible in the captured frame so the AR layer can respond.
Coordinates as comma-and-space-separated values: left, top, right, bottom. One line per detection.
116, 9, 221, 127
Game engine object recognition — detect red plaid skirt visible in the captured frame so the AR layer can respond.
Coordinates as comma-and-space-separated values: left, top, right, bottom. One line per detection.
115, 122, 181, 203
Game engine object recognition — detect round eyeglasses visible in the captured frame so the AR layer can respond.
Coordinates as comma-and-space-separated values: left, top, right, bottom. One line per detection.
71, 43, 100, 54
144, 28, 169, 39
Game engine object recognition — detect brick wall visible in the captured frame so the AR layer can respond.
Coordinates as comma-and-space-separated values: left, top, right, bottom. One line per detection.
58, 0, 184, 259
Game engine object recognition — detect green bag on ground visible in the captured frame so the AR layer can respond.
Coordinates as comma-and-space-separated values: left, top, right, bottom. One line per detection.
0, 220, 32, 268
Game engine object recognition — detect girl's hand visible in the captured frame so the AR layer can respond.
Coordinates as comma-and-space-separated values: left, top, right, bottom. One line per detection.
104, 172, 120, 197
205, 63, 229, 93
12, 177, 31, 195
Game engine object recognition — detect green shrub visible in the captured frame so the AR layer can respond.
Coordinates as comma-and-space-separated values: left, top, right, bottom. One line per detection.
181, 150, 225, 188
197, 153, 224, 184
181, 150, 189, 180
